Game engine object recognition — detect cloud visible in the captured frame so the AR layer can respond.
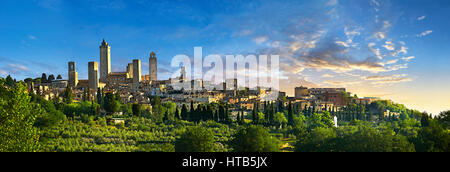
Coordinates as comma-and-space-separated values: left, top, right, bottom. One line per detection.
382, 41, 395, 51
323, 80, 361, 87
326, 0, 339, 6
296, 40, 387, 73
386, 59, 398, 65
416, 30, 433, 37
365, 74, 413, 85
28, 35, 37, 40
401, 56, 415, 61
417, 16, 426, 21
0, 64, 30, 76
321, 74, 334, 78
391, 46, 408, 57
335, 41, 349, 47
369, 43, 383, 59
253, 36, 268, 44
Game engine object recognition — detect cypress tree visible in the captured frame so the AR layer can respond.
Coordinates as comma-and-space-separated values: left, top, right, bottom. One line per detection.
288, 101, 294, 126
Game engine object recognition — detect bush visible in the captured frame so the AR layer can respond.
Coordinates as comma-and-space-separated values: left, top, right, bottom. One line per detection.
231, 125, 279, 152
175, 126, 216, 152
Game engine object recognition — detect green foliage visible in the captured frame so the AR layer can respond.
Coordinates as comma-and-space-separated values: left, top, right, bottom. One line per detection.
412, 119, 450, 152
231, 125, 280, 152
175, 126, 216, 152
132, 103, 141, 117
273, 112, 287, 128
295, 122, 415, 152
103, 93, 120, 115
0, 80, 40, 152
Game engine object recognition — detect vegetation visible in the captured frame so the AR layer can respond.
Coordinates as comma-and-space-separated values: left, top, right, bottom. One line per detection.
0, 76, 449, 152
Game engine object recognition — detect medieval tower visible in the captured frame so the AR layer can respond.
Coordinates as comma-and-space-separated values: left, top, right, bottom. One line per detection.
100, 39, 111, 83
88, 61, 99, 90
149, 52, 157, 81
68, 61, 78, 87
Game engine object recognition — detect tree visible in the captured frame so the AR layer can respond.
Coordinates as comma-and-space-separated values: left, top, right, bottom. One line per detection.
0, 79, 40, 152
132, 103, 141, 117
437, 110, 450, 129
175, 107, 181, 120
41, 73, 47, 83
62, 85, 73, 104
47, 74, 55, 82
175, 126, 216, 152
273, 112, 287, 129
5, 75, 16, 87
413, 119, 450, 152
288, 101, 295, 126
181, 104, 189, 120
57, 75, 62, 80
231, 125, 279, 152
103, 93, 120, 115
96, 88, 102, 107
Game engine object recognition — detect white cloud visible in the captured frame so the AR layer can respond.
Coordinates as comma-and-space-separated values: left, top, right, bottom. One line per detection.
416, 30, 433, 37
253, 36, 268, 44
383, 41, 395, 51
335, 41, 349, 47
369, 43, 383, 59
417, 16, 426, 21
401, 56, 415, 61
386, 59, 399, 65
374, 32, 386, 40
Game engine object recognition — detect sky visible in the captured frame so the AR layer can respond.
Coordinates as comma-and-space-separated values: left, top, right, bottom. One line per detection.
0, 0, 449, 114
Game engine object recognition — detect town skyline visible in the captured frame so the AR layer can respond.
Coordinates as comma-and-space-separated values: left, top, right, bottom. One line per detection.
0, 0, 449, 115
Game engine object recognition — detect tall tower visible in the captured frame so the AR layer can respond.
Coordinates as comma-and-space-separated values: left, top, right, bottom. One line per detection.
100, 39, 111, 83
126, 63, 133, 79
88, 61, 99, 90
68, 61, 78, 87
133, 59, 141, 83
149, 52, 157, 81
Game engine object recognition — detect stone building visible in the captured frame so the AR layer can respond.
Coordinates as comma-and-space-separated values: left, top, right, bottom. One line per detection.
149, 52, 157, 81
100, 39, 111, 83
88, 61, 99, 91
68, 61, 78, 87
295, 86, 309, 99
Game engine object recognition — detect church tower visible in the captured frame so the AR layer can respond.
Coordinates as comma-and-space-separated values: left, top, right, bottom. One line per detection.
99, 39, 111, 83
149, 52, 157, 81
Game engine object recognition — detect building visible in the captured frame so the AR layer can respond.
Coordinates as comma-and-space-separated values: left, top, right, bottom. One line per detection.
149, 52, 157, 81
126, 63, 133, 79
309, 88, 346, 95
324, 91, 346, 107
68, 61, 78, 87
133, 59, 141, 83
100, 39, 111, 83
88, 61, 99, 91
132, 59, 141, 91
295, 86, 309, 99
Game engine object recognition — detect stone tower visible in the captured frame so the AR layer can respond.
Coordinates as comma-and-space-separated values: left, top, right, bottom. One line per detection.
68, 61, 78, 87
88, 61, 99, 90
126, 63, 133, 79
100, 39, 111, 83
133, 59, 141, 83
149, 52, 157, 81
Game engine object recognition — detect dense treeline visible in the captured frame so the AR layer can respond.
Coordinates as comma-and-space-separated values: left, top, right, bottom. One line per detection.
0, 76, 449, 152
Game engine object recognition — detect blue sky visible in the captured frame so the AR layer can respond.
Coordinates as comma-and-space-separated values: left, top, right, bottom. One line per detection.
0, 0, 449, 114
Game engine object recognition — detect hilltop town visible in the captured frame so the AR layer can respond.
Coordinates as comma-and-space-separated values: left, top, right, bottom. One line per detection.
23, 39, 404, 119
